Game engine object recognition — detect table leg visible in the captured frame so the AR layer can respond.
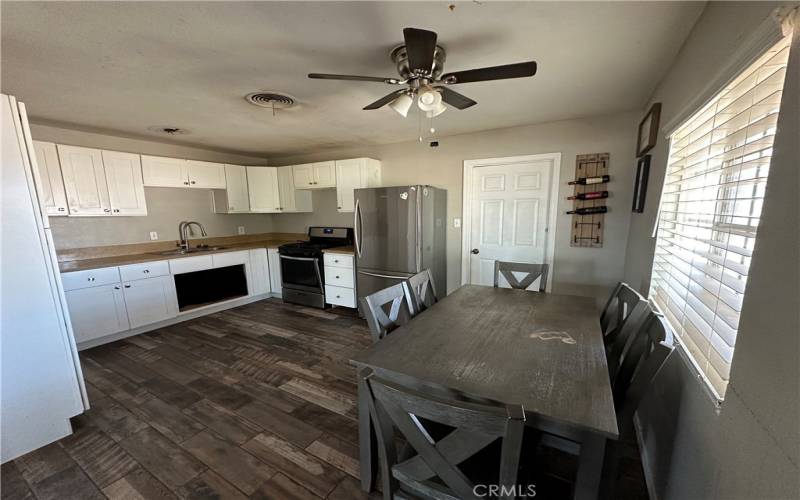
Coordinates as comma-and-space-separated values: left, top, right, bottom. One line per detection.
357, 375, 377, 492
574, 433, 606, 500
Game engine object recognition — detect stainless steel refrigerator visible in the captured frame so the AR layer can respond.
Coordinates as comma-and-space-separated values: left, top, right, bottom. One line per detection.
354, 185, 447, 310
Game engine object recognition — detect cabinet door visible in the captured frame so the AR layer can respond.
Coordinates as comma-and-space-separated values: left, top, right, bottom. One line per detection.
65, 284, 129, 343
277, 167, 296, 212
102, 150, 147, 216
187, 160, 226, 189
122, 276, 178, 329
313, 161, 337, 188
57, 145, 111, 216
247, 167, 280, 213
224, 165, 250, 212
267, 249, 282, 295
32, 141, 68, 216
292, 164, 314, 189
248, 248, 270, 295
335, 159, 363, 212
141, 155, 188, 187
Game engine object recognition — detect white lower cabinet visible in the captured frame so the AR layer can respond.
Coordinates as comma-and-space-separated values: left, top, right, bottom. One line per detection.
122, 275, 178, 328
267, 248, 282, 295
248, 248, 271, 295
65, 283, 129, 343
323, 252, 356, 308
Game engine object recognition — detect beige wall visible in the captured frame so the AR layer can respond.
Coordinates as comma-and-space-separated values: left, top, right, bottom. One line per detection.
624, 3, 799, 499
30, 124, 274, 249
273, 111, 639, 297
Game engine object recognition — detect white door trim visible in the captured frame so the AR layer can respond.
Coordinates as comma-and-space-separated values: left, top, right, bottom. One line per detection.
461, 153, 561, 292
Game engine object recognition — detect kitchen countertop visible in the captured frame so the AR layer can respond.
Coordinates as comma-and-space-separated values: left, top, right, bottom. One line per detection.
323, 246, 354, 255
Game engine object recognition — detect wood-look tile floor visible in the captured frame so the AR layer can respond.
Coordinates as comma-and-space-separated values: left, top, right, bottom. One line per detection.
1, 298, 649, 500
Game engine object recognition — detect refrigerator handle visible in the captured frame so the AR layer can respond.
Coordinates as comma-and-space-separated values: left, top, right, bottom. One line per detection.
415, 192, 422, 272
354, 198, 362, 258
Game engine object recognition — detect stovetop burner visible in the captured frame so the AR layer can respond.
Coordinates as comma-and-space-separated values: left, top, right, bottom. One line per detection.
278, 227, 353, 256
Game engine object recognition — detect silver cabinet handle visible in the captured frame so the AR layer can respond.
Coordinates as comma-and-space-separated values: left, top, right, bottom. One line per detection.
114, 286, 120, 290
124, 284, 131, 288
104, 208, 111, 213
190, 180, 196, 184
58, 207, 65, 212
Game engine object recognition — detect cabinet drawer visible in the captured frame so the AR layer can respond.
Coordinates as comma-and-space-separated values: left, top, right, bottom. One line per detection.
212, 250, 249, 268
61, 266, 121, 291
323, 253, 354, 269
325, 285, 356, 308
119, 260, 170, 282
169, 255, 213, 275
324, 266, 354, 288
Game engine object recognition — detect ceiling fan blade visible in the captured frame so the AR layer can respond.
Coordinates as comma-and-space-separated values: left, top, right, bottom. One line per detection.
403, 28, 438, 72
308, 73, 400, 84
363, 89, 409, 110
437, 87, 477, 110
441, 61, 537, 84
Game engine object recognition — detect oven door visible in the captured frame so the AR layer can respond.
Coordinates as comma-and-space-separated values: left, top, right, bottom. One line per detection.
280, 255, 324, 293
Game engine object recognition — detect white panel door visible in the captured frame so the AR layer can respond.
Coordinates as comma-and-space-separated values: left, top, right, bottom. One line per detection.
267, 248, 282, 295
57, 145, 111, 216
32, 141, 68, 216
102, 150, 147, 216
468, 161, 552, 290
122, 276, 178, 328
187, 160, 226, 188
292, 164, 314, 188
65, 284, 129, 343
224, 164, 250, 212
248, 248, 270, 295
141, 155, 188, 187
335, 158, 362, 212
247, 167, 280, 213
313, 161, 336, 188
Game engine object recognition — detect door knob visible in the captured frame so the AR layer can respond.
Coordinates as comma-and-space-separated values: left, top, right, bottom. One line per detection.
471, 248, 480, 254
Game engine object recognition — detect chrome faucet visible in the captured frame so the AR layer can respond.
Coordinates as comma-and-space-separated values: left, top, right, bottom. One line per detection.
178, 221, 207, 251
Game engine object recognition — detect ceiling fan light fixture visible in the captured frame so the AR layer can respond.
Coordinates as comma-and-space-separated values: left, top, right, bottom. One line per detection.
389, 92, 414, 117
426, 101, 447, 118
417, 89, 442, 112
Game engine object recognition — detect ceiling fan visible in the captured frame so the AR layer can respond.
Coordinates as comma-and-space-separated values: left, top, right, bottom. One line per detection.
308, 27, 537, 118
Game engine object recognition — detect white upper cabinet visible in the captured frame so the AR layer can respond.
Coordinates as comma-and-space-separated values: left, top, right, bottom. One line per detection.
31, 141, 68, 216
213, 164, 250, 213
335, 158, 382, 212
102, 150, 147, 216
247, 166, 281, 213
277, 167, 312, 213
57, 145, 111, 216
141, 155, 188, 187
293, 162, 336, 189
186, 160, 226, 189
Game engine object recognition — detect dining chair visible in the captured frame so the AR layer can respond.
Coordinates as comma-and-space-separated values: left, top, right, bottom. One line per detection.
404, 268, 438, 315
599, 282, 649, 349
360, 368, 527, 500
359, 283, 415, 343
493, 261, 548, 292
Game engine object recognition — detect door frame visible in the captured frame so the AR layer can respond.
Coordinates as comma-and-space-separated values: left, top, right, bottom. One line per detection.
461, 153, 561, 292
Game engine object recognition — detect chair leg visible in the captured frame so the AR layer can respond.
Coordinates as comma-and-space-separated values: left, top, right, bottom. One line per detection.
574, 433, 606, 500
358, 375, 377, 492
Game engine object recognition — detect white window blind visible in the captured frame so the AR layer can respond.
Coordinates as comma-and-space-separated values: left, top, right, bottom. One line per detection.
649, 35, 791, 399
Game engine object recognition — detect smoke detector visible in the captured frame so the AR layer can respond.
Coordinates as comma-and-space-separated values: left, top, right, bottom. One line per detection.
147, 126, 190, 135
245, 92, 297, 111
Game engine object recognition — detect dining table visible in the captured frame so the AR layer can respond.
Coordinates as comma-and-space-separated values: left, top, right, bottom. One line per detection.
351, 284, 619, 500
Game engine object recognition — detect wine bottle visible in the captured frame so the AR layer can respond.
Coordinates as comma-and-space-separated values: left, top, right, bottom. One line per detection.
568, 175, 610, 185
567, 191, 608, 200
567, 206, 608, 215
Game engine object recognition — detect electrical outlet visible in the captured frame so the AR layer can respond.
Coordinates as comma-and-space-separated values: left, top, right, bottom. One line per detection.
149, 231, 158, 240
237, 226, 245, 235
453, 218, 461, 228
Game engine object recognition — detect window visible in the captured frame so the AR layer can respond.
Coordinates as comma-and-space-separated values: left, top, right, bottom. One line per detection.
649, 35, 791, 399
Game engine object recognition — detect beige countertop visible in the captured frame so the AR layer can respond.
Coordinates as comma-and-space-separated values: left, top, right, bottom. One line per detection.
323, 246, 355, 255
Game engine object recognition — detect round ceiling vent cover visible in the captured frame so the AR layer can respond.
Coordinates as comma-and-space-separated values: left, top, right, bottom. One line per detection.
245, 92, 296, 109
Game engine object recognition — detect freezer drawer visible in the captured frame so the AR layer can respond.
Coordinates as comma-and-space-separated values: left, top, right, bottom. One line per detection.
356, 268, 413, 305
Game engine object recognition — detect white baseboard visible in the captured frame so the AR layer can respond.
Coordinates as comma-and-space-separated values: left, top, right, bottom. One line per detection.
633, 412, 659, 500
76, 292, 278, 350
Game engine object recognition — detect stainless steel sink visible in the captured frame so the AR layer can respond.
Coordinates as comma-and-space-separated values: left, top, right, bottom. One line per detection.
150, 246, 228, 256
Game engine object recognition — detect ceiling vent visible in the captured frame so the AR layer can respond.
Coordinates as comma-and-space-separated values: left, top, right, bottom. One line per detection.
245, 92, 296, 110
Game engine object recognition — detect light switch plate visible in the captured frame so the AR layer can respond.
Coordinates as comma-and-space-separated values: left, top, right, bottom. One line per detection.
237, 226, 246, 235
453, 218, 461, 228
149, 231, 158, 240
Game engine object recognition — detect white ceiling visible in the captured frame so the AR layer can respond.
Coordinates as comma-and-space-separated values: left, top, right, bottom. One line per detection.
1, 2, 703, 156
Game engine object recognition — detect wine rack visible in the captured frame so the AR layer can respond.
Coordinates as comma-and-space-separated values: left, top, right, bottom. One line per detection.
569, 153, 609, 248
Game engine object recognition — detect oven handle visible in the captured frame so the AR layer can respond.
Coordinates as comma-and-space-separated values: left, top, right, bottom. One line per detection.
354, 198, 362, 258
280, 255, 323, 290
279, 255, 317, 262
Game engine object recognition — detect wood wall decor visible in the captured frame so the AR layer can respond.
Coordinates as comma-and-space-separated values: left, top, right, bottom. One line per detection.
636, 103, 662, 157
569, 153, 609, 248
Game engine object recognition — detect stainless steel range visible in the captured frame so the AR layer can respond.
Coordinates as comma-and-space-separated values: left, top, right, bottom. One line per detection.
279, 227, 353, 308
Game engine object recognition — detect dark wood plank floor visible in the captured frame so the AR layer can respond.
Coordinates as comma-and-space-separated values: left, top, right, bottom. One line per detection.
1, 298, 649, 500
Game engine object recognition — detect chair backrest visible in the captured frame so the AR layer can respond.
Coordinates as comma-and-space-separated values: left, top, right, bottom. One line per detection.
493, 261, 548, 292
362, 368, 525, 500
605, 298, 651, 381
613, 312, 674, 433
404, 269, 438, 314
359, 283, 415, 343
600, 282, 647, 347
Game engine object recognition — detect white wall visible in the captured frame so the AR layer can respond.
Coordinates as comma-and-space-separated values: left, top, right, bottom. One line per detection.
30, 124, 275, 248
273, 111, 639, 297
624, 3, 800, 499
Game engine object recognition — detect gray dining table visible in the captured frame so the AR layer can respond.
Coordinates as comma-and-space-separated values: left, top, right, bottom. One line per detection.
351, 284, 619, 500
